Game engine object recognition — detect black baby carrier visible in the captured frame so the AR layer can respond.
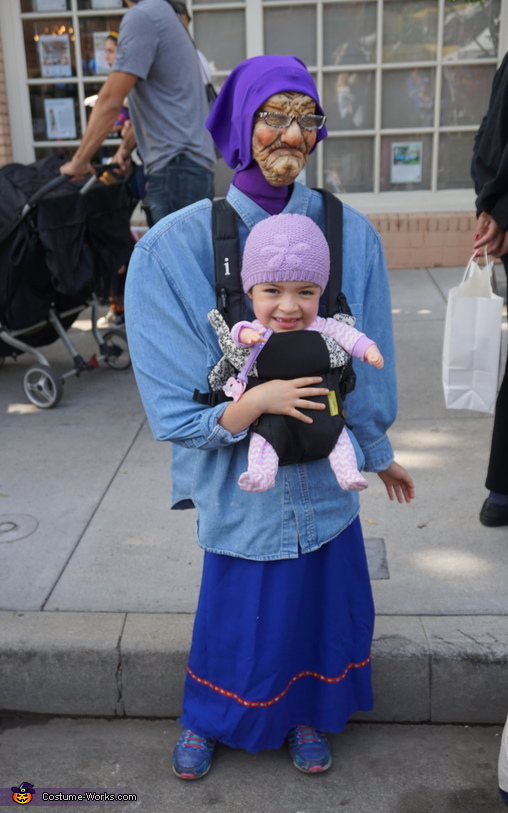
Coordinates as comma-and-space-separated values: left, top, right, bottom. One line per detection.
195, 189, 356, 466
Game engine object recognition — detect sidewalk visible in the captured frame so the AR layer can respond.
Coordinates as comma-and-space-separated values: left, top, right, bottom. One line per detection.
1, 265, 507, 722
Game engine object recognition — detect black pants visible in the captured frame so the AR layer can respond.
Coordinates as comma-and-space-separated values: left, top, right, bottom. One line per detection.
486, 256, 508, 494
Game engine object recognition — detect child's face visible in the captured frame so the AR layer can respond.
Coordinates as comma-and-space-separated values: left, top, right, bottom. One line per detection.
248, 280, 321, 332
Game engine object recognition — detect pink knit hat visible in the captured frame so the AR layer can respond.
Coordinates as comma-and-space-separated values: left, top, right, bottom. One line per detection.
241, 214, 330, 293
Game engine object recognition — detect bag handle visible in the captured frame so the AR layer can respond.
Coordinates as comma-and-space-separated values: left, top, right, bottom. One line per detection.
462, 248, 491, 283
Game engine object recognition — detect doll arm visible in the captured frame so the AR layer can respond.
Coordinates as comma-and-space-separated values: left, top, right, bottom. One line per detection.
231, 319, 267, 346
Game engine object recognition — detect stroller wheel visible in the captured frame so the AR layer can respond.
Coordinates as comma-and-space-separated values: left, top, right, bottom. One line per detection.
102, 329, 131, 370
23, 365, 64, 409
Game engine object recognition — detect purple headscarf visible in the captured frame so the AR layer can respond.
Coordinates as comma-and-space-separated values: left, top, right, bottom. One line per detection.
206, 55, 327, 171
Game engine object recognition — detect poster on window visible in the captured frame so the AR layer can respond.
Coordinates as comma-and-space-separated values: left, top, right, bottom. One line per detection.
44, 98, 76, 140
33, 0, 67, 10
91, 0, 123, 8
38, 34, 72, 78
390, 141, 423, 184
93, 32, 111, 75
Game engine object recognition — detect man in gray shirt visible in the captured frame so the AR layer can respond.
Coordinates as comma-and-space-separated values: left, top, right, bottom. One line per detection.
61, 0, 215, 222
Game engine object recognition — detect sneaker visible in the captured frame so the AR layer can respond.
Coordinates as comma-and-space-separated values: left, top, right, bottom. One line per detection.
97, 308, 125, 329
287, 725, 332, 774
172, 728, 216, 780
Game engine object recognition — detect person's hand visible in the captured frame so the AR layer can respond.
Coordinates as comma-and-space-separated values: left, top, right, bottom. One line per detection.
473, 212, 506, 256
492, 230, 508, 258
377, 461, 414, 503
250, 376, 329, 424
111, 144, 132, 175
59, 156, 94, 180
239, 327, 267, 345
364, 344, 384, 369
120, 119, 132, 140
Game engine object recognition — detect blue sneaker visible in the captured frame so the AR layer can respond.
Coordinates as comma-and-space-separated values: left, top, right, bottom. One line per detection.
287, 725, 332, 773
172, 728, 216, 780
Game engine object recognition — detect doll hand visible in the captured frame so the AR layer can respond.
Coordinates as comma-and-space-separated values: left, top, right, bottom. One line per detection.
364, 344, 384, 368
377, 461, 414, 503
239, 327, 267, 346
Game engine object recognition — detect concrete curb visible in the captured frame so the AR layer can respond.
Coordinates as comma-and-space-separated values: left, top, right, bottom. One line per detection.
1, 612, 507, 723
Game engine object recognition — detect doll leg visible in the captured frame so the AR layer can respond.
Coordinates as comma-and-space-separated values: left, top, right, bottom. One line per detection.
238, 432, 279, 492
328, 429, 368, 491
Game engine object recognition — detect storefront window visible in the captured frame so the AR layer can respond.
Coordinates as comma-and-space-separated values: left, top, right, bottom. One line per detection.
29, 82, 80, 141
193, 10, 245, 74
323, 71, 375, 132
382, 0, 438, 63
23, 17, 76, 79
323, 136, 375, 194
21, 1, 71, 11
7, 0, 505, 202
264, 5, 317, 66
80, 16, 123, 76
323, 2, 377, 66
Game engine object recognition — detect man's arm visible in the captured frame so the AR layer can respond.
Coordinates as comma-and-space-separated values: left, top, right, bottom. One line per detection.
60, 71, 138, 179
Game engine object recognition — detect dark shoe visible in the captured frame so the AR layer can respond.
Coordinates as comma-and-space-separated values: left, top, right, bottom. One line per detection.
97, 308, 125, 329
172, 728, 215, 780
287, 725, 332, 774
479, 499, 508, 527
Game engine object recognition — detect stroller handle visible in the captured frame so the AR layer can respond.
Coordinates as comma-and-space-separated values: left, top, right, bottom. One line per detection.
26, 174, 70, 208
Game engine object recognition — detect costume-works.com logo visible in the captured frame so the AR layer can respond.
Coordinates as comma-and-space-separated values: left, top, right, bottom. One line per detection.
11, 783, 35, 804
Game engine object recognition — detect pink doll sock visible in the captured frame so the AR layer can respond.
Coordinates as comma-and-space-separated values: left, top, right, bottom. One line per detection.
328, 429, 368, 491
238, 432, 279, 492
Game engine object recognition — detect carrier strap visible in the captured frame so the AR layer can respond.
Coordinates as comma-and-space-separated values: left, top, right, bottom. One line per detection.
314, 187, 345, 317
211, 188, 344, 328
212, 198, 243, 326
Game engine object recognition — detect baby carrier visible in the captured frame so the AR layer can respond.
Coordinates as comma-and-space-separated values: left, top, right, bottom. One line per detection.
195, 189, 357, 465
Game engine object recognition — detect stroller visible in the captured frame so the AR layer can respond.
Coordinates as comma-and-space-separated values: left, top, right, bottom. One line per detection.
0, 154, 138, 408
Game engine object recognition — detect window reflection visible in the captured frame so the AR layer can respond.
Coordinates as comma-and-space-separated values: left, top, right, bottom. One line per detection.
382, 68, 435, 129
323, 71, 375, 131
264, 6, 316, 67
438, 133, 475, 189
77, 0, 123, 9
22, 0, 70, 10
441, 65, 496, 126
194, 10, 245, 73
383, 1, 438, 63
443, 0, 500, 60
323, 2, 377, 66
323, 137, 374, 194
79, 17, 123, 76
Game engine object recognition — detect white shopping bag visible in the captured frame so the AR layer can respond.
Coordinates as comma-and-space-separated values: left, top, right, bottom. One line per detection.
442, 251, 504, 413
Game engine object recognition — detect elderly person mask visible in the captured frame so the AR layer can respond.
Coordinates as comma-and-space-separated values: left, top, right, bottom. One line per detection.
207, 55, 327, 194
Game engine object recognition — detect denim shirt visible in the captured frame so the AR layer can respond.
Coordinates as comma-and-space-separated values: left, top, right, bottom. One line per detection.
125, 183, 397, 561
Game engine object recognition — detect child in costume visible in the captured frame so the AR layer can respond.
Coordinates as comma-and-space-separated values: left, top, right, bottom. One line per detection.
228, 213, 384, 492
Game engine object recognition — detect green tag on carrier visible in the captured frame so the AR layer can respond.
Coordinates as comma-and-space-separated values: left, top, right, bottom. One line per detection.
327, 390, 339, 416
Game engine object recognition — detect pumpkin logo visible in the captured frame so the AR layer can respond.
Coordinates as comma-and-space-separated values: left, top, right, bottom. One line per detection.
11, 783, 35, 804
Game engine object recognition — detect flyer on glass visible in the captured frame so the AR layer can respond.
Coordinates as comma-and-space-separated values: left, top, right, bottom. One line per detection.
44, 98, 76, 140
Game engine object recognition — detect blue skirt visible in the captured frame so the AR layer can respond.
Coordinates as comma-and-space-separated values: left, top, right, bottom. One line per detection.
181, 517, 374, 753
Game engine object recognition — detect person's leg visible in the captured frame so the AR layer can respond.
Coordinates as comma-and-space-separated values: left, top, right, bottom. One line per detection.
481, 257, 508, 525
328, 429, 368, 491
238, 432, 279, 491
147, 155, 214, 224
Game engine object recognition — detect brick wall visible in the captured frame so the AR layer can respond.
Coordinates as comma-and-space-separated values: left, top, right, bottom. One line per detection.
369, 211, 478, 270
0, 33, 13, 167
